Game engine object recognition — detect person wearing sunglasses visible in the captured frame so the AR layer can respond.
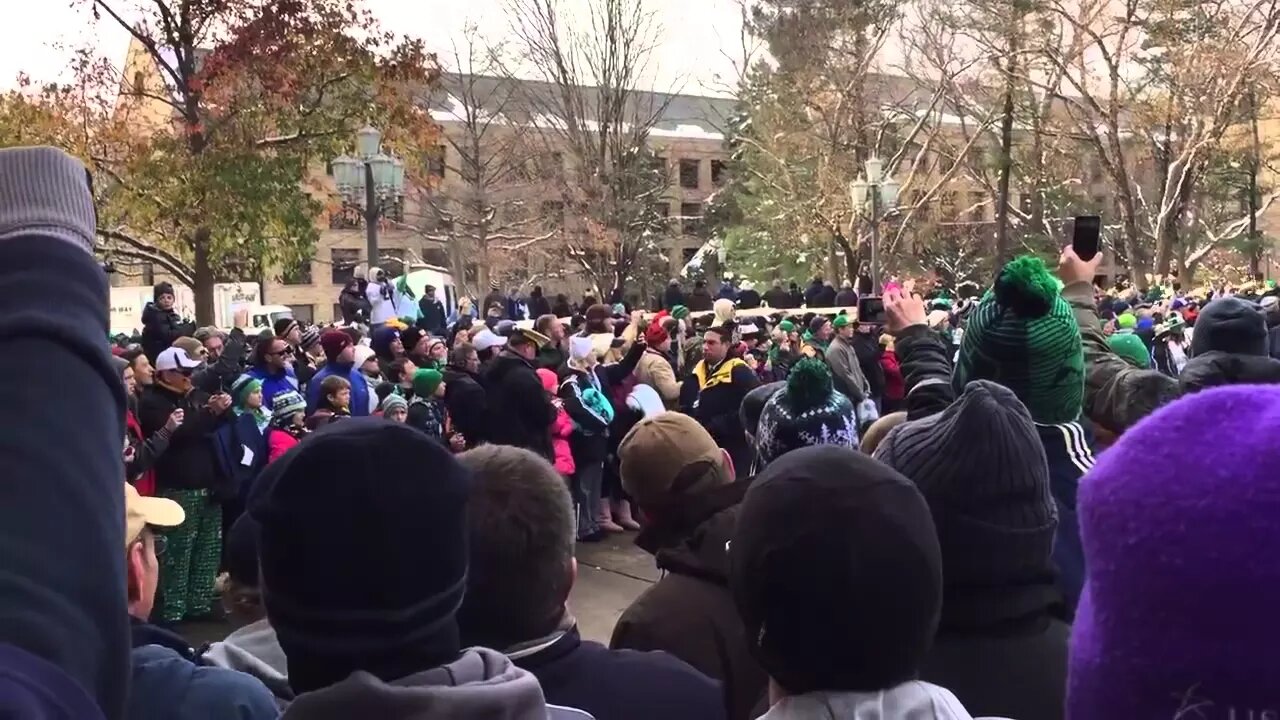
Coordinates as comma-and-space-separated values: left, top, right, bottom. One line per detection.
137, 346, 235, 625
247, 335, 301, 411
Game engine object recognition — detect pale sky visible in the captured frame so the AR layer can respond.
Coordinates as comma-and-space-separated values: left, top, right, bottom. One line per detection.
0, 0, 748, 97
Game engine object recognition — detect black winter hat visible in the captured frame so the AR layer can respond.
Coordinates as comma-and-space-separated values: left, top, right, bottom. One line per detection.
249, 418, 470, 693
273, 317, 299, 339
755, 358, 858, 465
740, 381, 784, 439
873, 380, 1060, 625
730, 446, 942, 695
1190, 296, 1268, 357
153, 281, 174, 301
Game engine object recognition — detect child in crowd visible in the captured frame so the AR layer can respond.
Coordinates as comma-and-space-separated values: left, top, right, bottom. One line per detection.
380, 393, 409, 423
407, 368, 448, 442
266, 390, 308, 463
538, 368, 577, 509
306, 375, 351, 430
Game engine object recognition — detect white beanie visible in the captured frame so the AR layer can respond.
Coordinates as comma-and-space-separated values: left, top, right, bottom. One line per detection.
352, 345, 377, 368
569, 334, 595, 362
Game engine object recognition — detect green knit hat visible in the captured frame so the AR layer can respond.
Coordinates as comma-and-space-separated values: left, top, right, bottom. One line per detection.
1107, 332, 1151, 369
778, 319, 795, 333
1116, 312, 1137, 330
412, 368, 444, 398
670, 305, 690, 320
954, 256, 1084, 424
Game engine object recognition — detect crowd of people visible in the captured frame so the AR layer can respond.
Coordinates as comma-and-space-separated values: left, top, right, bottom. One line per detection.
8, 144, 1280, 720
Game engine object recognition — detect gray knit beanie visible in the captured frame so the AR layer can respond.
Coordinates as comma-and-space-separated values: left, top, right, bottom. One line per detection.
0, 146, 97, 253
873, 380, 1057, 595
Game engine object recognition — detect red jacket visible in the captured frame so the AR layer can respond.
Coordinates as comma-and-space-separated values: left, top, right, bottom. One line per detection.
549, 399, 576, 477
124, 410, 156, 496
881, 349, 905, 402
267, 428, 300, 464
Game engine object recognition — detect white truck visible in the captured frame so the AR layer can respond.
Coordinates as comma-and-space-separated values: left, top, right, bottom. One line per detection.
109, 281, 294, 336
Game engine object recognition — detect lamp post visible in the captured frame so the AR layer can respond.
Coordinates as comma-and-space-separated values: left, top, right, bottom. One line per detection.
850, 156, 901, 294
330, 125, 406, 272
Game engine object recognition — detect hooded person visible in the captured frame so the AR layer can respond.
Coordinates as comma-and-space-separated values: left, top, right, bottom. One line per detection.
873, 380, 1067, 720
247, 419, 581, 720
754, 358, 858, 467
364, 267, 400, 326
1178, 295, 1280, 394
712, 298, 735, 329
370, 325, 404, 367
953, 255, 1096, 615
687, 280, 714, 313
731, 446, 979, 720
306, 330, 370, 417
611, 413, 768, 720
140, 280, 191, 363
1069, 385, 1280, 720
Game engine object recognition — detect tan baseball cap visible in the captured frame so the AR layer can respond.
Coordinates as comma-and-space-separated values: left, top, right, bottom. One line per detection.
619, 412, 733, 509
124, 483, 185, 549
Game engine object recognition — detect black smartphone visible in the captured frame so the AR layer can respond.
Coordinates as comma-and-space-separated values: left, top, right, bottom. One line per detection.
857, 297, 886, 326
1073, 215, 1101, 261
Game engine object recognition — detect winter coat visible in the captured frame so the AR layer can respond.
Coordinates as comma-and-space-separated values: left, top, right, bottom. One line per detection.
247, 366, 300, 412
125, 408, 170, 496
851, 332, 886, 400
203, 618, 292, 707
366, 281, 400, 325
482, 351, 557, 460
548, 398, 576, 476
679, 358, 760, 477
140, 302, 190, 363
281, 646, 587, 720
663, 285, 686, 310
418, 297, 448, 335
762, 287, 790, 309
483, 290, 507, 317
306, 363, 370, 417
814, 285, 837, 307
407, 397, 446, 441
528, 292, 553, 320
137, 383, 231, 495
611, 480, 766, 720
921, 618, 1068, 720
267, 428, 299, 464
737, 288, 761, 310
1268, 313, 1280, 360
129, 618, 279, 720
514, 625, 723, 720
687, 287, 714, 312
803, 281, 825, 307
881, 349, 904, 403
552, 298, 574, 318
211, 410, 268, 502
558, 343, 642, 465
825, 334, 870, 403
1062, 281, 1179, 433
757, 682, 976, 720
834, 288, 859, 306
1178, 350, 1280, 395
634, 348, 681, 409
442, 365, 488, 449
338, 283, 370, 325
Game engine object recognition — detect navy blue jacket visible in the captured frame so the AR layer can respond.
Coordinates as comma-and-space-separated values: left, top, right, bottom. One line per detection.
515, 626, 724, 720
130, 618, 278, 720
0, 235, 129, 718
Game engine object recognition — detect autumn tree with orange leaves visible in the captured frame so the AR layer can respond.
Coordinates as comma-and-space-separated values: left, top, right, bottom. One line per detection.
4, 0, 438, 324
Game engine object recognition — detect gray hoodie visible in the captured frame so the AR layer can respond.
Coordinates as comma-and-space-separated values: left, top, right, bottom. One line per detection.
204, 619, 292, 705
757, 680, 1001, 720
280, 647, 591, 720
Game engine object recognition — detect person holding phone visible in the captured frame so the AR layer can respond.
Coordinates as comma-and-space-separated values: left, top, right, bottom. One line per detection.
138, 346, 235, 624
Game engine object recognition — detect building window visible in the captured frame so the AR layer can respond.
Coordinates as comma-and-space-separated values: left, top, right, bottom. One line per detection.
681, 202, 702, 235
332, 303, 344, 322
425, 146, 447, 180
678, 159, 701, 189
281, 258, 313, 285
711, 160, 727, 186
290, 304, 315, 324
331, 248, 361, 285
380, 248, 407, 277
968, 191, 986, 223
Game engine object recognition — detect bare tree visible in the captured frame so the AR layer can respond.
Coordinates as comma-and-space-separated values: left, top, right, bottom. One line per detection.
505, 0, 674, 295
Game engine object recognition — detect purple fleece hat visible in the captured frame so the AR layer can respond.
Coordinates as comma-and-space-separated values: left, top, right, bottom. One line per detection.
1069, 384, 1280, 720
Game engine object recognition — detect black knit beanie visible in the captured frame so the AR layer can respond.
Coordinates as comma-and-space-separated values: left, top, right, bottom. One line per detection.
740, 381, 784, 439
249, 419, 470, 693
731, 446, 942, 695
153, 281, 174, 302
873, 380, 1060, 627
1190, 296, 1268, 357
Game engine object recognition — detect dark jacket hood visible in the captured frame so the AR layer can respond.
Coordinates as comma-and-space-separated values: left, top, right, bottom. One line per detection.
639, 478, 754, 584
1190, 296, 1268, 357
141, 301, 175, 323
1179, 351, 1280, 395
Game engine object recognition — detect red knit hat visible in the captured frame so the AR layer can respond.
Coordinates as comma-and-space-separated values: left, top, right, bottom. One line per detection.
644, 323, 669, 346
319, 330, 353, 362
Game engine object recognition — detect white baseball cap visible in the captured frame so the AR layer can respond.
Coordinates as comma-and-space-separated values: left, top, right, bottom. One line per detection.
155, 346, 203, 372
472, 328, 508, 352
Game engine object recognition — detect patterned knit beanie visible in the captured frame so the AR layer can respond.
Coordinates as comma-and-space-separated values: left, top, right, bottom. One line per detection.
755, 358, 858, 465
955, 256, 1084, 424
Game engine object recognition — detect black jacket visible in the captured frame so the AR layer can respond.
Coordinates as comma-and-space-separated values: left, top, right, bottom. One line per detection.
679, 358, 760, 477
552, 298, 573, 318
338, 283, 370, 325
140, 302, 189, 363
663, 285, 686, 310
528, 292, 552, 319
736, 288, 761, 310
834, 288, 859, 306
520, 625, 724, 720
687, 287, 713, 312
611, 480, 766, 720
418, 297, 447, 334
137, 384, 230, 495
1268, 313, 1280, 360
1178, 351, 1280, 395
482, 351, 556, 459
442, 364, 488, 449
803, 280, 824, 307
851, 332, 886, 399
482, 290, 507, 317
813, 284, 837, 307
787, 289, 804, 308
762, 287, 790, 309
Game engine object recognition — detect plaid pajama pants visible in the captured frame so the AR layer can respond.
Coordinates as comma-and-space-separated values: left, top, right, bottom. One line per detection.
157, 488, 222, 624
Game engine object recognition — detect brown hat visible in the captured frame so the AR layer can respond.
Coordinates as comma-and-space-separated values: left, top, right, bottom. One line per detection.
170, 336, 207, 362
859, 411, 908, 454
620, 412, 732, 509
